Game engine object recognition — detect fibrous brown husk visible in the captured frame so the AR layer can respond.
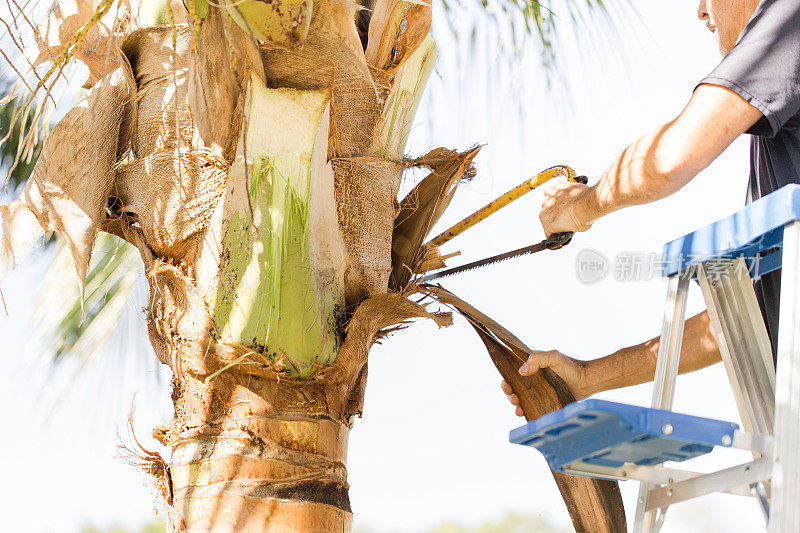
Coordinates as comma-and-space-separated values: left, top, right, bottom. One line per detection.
332, 147, 479, 307
260, 0, 342, 90
423, 285, 627, 533
332, 156, 404, 306
121, 25, 194, 157
414, 241, 449, 272
112, 146, 228, 260
0, 62, 136, 289
328, 291, 452, 421
104, 24, 232, 262
121, 25, 192, 83
133, 70, 193, 157
145, 260, 209, 367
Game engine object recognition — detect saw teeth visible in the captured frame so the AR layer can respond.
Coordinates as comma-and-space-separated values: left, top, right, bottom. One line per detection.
419, 247, 540, 282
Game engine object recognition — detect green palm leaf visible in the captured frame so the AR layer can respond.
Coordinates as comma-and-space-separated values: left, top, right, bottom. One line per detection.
0, 83, 42, 189
28, 233, 143, 367
447, 0, 636, 69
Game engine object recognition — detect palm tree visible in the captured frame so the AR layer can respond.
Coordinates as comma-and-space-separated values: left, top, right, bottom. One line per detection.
1, 0, 628, 531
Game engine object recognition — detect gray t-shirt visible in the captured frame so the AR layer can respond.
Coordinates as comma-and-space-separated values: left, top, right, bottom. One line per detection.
698, 0, 800, 362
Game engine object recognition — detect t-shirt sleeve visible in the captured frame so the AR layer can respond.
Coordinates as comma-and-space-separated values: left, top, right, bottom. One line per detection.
699, 0, 800, 138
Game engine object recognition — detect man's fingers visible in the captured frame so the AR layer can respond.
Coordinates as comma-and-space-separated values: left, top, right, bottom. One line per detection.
542, 181, 580, 200
501, 380, 513, 395
504, 390, 518, 405
518, 360, 537, 376
519, 350, 559, 375
539, 181, 592, 235
516, 406, 524, 417
519, 352, 545, 375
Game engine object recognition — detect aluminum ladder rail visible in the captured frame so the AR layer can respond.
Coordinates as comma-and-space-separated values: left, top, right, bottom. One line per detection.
634, 184, 800, 533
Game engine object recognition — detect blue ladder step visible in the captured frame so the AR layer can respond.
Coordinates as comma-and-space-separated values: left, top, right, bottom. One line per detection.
510, 399, 739, 472
661, 183, 800, 278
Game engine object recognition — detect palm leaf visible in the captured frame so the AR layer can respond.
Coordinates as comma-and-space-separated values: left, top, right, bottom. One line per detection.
0, 82, 43, 190
28, 233, 144, 368
424, 285, 627, 531
442, 0, 636, 71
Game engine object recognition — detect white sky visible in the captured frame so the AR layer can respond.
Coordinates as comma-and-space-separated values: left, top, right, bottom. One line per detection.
0, 1, 770, 531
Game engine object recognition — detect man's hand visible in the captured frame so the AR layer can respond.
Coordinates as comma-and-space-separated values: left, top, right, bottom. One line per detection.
539, 181, 598, 236
501, 350, 592, 417
538, 85, 763, 237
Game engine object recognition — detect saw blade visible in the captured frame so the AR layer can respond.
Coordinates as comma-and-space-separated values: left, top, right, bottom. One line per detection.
418, 240, 551, 283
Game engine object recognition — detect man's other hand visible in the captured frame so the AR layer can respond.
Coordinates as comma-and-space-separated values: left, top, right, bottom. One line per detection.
539, 181, 597, 236
501, 350, 591, 417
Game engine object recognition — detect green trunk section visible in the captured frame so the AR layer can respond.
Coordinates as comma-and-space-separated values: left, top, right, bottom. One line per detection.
370, 35, 438, 159
212, 76, 342, 377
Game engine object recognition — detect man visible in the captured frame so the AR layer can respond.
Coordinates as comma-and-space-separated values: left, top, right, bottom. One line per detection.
503, 0, 800, 415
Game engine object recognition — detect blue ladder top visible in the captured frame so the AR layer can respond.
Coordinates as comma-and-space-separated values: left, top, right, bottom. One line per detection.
661, 184, 800, 277
510, 399, 738, 472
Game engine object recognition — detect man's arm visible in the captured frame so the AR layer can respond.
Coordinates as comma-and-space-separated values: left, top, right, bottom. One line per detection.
539, 84, 764, 235
503, 311, 721, 415
503, 85, 762, 414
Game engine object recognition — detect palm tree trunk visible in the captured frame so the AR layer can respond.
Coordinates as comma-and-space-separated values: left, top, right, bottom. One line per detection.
166, 380, 352, 531
136, 4, 437, 530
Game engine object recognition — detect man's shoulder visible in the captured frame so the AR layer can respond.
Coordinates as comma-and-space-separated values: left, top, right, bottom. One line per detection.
706, 0, 800, 138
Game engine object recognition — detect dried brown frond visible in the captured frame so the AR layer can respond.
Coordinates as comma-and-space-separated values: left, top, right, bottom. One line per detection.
366, 0, 432, 71
118, 409, 185, 531
1, 0, 132, 183
327, 291, 452, 422
418, 284, 628, 533
1, 62, 135, 292
390, 146, 480, 290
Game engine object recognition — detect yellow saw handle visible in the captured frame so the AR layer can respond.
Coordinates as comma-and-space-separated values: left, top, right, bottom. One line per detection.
427, 165, 583, 248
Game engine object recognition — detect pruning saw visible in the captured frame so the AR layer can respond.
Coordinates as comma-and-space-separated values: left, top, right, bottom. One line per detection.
418, 166, 588, 283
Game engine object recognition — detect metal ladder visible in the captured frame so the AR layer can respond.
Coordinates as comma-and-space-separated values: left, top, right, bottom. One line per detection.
631, 258, 775, 532
632, 185, 800, 532
510, 184, 800, 532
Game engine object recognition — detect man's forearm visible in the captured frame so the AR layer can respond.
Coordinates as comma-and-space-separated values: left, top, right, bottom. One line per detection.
565, 85, 764, 230
581, 311, 721, 396
583, 124, 689, 220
